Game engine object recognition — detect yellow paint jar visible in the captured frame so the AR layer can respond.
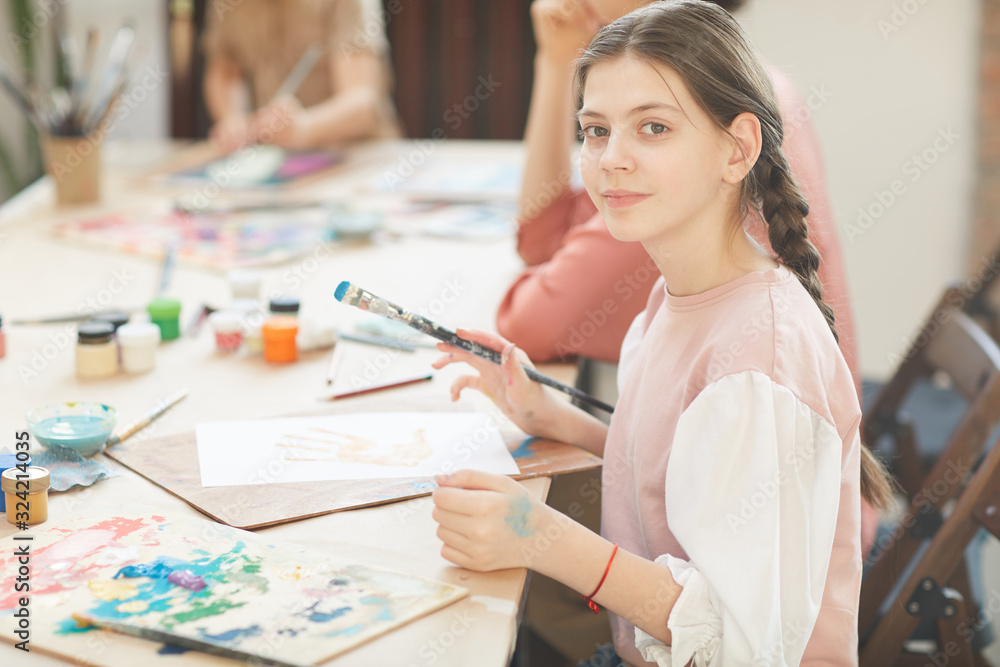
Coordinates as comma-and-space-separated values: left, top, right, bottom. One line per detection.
2, 466, 51, 526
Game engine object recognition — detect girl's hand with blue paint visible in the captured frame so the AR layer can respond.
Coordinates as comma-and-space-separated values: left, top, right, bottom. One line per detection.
432, 329, 562, 441
432, 469, 559, 571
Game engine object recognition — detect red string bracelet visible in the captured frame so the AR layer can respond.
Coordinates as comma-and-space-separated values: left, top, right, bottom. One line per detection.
583, 543, 618, 614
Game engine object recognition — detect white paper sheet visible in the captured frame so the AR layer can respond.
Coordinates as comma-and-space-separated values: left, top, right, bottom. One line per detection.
196, 411, 518, 487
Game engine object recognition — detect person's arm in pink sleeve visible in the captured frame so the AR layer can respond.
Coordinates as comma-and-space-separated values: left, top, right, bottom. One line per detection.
516, 187, 599, 267
498, 215, 658, 363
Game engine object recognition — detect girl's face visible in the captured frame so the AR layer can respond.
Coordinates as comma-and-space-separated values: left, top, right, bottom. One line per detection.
578, 56, 737, 247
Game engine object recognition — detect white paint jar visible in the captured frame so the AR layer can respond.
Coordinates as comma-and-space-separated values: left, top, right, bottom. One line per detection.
117, 322, 161, 373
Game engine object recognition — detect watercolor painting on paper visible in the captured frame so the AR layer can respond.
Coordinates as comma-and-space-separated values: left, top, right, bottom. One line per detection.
0, 513, 466, 665
195, 411, 519, 488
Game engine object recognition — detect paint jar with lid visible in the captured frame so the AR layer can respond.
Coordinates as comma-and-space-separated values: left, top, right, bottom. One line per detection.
209, 310, 244, 353
228, 269, 263, 300
117, 322, 161, 373
147, 298, 182, 341
269, 296, 301, 317
2, 466, 50, 526
262, 315, 298, 363
76, 321, 118, 379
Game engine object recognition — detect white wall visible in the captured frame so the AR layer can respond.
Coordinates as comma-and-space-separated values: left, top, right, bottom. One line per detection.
738, 0, 980, 380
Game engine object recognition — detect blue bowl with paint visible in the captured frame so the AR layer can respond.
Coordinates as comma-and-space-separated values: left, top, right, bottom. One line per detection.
26, 402, 117, 457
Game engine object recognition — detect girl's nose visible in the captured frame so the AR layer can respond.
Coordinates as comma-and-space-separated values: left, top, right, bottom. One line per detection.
600, 133, 635, 173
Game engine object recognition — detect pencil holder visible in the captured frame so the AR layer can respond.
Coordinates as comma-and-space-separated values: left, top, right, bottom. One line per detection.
41, 132, 103, 206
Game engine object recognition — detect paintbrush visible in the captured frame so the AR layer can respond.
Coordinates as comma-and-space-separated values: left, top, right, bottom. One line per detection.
156, 241, 178, 297
333, 281, 615, 413
71, 615, 309, 667
106, 389, 189, 447
79, 23, 135, 133
273, 44, 322, 101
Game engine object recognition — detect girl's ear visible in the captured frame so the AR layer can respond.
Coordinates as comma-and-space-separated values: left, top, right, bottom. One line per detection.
724, 112, 762, 184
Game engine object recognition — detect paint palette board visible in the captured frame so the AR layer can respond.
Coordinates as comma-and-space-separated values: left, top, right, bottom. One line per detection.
50, 207, 334, 270
105, 400, 603, 530
0, 513, 467, 666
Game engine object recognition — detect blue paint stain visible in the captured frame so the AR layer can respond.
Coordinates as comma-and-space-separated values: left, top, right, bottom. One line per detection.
55, 617, 96, 634
360, 595, 393, 621
504, 496, 535, 537
411, 481, 435, 490
511, 437, 541, 460
157, 644, 189, 655
308, 606, 351, 623
200, 625, 262, 642
115, 561, 174, 579
325, 623, 365, 637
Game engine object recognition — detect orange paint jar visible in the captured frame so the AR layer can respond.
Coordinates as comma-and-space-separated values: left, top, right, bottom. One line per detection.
262, 316, 298, 363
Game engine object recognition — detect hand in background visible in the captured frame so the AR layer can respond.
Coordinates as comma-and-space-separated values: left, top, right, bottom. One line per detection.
209, 114, 252, 153
531, 0, 602, 65
431, 329, 560, 440
432, 469, 561, 571
249, 96, 309, 149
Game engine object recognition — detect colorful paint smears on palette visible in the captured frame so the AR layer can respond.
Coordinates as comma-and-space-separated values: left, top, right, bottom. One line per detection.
0, 514, 466, 665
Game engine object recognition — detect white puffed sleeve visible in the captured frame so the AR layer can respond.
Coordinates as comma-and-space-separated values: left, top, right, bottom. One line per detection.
635, 370, 843, 666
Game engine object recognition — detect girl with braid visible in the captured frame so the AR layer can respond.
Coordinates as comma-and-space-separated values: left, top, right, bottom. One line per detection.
431, 2, 892, 665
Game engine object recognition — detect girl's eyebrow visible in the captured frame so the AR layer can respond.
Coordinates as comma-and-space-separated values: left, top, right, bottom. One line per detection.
577, 102, 683, 120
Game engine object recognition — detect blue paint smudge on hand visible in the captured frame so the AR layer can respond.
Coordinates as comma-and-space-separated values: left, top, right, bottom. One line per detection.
504, 496, 535, 537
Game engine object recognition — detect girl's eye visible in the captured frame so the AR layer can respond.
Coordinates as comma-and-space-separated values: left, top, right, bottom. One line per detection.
640, 122, 668, 135
581, 126, 609, 139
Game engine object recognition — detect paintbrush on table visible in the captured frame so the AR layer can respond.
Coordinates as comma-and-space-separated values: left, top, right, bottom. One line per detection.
106, 389, 189, 447
333, 281, 615, 413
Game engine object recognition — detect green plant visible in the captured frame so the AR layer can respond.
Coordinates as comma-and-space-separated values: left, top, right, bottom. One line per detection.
0, 0, 44, 201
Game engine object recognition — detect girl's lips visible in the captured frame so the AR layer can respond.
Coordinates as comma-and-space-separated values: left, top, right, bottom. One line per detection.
603, 192, 651, 209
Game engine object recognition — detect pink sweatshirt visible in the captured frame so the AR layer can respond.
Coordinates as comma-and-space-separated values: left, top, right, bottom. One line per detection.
606, 267, 862, 666
497, 66, 859, 390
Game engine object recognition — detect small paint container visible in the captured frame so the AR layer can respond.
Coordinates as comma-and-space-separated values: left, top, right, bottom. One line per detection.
228, 269, 263, 300
2, 466, 50, 526
76, 321, 118, 379
148, 298, 182, 341
209, 310, 244, 352
262, 315, 298, 363
117, 322, 161, 373
0, 453, 24, 512
269, 296, 301, 316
